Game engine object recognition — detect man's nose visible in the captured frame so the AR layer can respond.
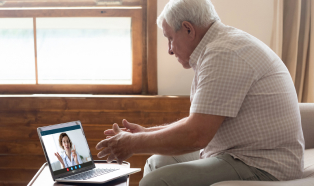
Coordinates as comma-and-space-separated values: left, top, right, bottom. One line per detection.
168, 48, 174, 55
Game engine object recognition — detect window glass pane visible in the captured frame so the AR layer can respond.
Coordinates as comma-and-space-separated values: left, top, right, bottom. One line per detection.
1, 0, 140, 8
0, 18, 36, 84
36, 17, 132, 85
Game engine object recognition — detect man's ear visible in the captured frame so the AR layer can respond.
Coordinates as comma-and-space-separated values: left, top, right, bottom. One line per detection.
182, 21, 195, 39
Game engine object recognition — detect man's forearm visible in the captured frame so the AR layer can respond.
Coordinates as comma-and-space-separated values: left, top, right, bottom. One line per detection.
145, 117, 188, 132
95, 114, 224, 162
131, 114, 224, 156
133, 117, 203, 156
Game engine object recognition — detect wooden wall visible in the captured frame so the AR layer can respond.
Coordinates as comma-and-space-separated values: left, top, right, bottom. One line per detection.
0, 96, 190, 186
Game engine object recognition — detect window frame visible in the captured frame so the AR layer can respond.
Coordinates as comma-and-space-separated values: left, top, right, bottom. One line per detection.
0, 7, 143, 94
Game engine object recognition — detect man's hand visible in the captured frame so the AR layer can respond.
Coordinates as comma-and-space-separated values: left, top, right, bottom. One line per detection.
104, 119, 145, 139
96, 123, 135, 164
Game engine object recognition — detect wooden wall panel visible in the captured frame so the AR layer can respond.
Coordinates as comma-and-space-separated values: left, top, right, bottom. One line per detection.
0, 97, 190, 111
0, 96, 190, 186
0, 111, 188, 126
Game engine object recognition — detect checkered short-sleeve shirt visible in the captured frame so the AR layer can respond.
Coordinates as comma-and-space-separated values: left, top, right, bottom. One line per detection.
189, 21, 304, 181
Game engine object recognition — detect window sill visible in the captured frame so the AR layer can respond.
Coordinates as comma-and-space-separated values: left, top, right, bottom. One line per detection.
0, 94, 188, 98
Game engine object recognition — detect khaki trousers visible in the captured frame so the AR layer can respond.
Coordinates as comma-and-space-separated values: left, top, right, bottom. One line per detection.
140, 152, 278, 186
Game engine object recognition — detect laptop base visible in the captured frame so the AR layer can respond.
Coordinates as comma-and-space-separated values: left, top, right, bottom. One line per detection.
28, 160, 140, 186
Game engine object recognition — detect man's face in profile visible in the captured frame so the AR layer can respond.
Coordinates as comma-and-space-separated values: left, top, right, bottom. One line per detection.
162, 19, 192, 69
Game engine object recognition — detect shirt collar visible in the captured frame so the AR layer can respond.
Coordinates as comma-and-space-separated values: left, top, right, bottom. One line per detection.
189, 21, 224, 69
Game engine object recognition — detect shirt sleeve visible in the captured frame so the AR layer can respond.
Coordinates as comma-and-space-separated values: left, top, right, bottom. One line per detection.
190, 49, 256, 117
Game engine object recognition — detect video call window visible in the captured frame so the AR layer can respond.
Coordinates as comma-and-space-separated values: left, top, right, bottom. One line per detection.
41, 125, 91, 172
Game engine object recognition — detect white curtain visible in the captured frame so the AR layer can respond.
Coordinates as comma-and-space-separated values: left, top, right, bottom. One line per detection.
271, 0, 314, 103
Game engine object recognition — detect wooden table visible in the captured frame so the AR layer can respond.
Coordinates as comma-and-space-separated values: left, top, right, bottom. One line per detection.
28, 161, 130, 186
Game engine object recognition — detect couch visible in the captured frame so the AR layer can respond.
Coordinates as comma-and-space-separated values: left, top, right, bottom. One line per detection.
212, 103, 314, 186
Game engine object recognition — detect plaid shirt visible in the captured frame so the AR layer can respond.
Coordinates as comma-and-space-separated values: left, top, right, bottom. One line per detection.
189, 21, 304, 181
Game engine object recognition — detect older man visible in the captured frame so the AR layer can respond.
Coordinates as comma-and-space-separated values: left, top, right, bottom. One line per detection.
96, 0, 304, 185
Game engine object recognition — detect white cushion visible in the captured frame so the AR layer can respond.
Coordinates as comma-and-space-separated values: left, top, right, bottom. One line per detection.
303, 149, 314, 178
211, 149, 314, 186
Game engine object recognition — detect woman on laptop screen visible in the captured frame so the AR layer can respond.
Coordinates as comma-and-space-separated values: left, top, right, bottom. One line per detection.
54, 133, 83, 168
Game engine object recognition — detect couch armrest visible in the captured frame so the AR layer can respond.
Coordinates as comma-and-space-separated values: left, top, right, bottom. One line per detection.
211, 177, 314, 186
299, 103, 314, 149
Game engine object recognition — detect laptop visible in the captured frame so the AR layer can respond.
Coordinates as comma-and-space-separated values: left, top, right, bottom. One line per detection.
37, 120, 141, 184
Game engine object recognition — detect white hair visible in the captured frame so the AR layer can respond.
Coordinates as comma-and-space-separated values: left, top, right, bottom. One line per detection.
157, 0, 220, 32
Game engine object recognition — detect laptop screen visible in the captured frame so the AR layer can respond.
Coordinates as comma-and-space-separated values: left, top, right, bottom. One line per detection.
38, 121, 95, 178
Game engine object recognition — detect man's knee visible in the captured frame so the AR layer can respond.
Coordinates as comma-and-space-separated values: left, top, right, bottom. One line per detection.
143, 154, 178, 177
142, 155, 174, 186
140, 173, 168, 186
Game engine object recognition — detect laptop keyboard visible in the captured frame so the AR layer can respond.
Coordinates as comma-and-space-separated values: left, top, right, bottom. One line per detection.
60, 168, 119, 180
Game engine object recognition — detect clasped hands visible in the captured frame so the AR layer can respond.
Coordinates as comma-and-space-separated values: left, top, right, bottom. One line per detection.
96, 119, 145, 164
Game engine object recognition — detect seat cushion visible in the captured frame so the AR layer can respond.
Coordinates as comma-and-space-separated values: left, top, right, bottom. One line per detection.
304, 149, 314, 178
211, 177, 314, 186
211, 149, 314, 186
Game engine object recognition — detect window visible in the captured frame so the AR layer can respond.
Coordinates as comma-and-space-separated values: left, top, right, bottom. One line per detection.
0, 18, 36, 84
0, 0, 157, 94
